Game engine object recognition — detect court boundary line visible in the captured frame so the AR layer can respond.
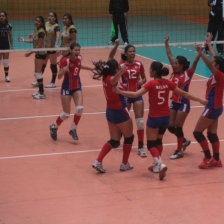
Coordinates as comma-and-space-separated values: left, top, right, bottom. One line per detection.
0, 140, 224, 160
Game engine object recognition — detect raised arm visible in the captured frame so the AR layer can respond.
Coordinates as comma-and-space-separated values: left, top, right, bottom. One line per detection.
164, 34, 175, 66
114, 86, 147, 98
110, 65, 126, 85
190, 52, 200, 73
108, 39, 120, 60
206, 33, 216, 61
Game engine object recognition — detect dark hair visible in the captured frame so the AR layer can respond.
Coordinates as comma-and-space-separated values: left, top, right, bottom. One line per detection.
36, 16, 46, 31
151, 61, 169, 78
121, 44, 135, 61
63, 13, 74, 25
70, 42, 80, 50
49, 11, 58, 24
214, 56, 224, 73
0, 11, 8, 23
93, 59, 119, 80
176, 56, 190, 71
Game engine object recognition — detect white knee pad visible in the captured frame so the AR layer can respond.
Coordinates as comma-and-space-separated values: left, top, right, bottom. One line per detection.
3, 59, 9, 67
34, 72, 43, 79
136, 118, 144, 130
75, 106, 84, 116
59, 112, 70, 120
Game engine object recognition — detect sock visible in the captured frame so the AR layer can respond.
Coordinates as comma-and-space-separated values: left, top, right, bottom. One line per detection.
41, 64, 46, 74
73, 114, 81, 126
37, 78, 44, 94
157, 144, 163, 156
137, 129, 144, 144
56, 116, 63, 126
204, 150, 212, 159
97, 143, 113, 162
149, 147, 160, 159
211, 141, 220, 161
177, 137, 184, 152
122, 144, 132, 164
51, 73, 57, 83
4, 67, 9, 77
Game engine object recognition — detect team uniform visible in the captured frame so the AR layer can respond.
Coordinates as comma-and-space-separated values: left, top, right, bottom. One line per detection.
33, 27, 46, 59
143, 79, 176, 132
0, 22, 12, 49
60, 55, 82, 95
120, 60, 145, 103
170, 69, 194, 113
103, 75, 131, 124
45, 21, 60, 54
202, 69, 224, 119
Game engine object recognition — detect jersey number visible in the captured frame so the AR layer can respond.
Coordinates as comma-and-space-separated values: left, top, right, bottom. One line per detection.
158, 90, 165, 105
127, 69, 137, 79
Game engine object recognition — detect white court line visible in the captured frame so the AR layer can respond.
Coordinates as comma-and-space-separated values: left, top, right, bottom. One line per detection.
1, 140, 224, 160
0, 106, 205, 121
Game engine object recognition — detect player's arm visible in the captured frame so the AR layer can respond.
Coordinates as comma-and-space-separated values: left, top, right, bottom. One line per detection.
8, 29, 13, 49
114, 86, 147, 98
206, 33, 216, 61
81, 64, 95, 71
110, 65, 126, 85
164, 34, 175, 66
18, 37, 33, 44
108, 39, 120, 60
190, 52, 200, 73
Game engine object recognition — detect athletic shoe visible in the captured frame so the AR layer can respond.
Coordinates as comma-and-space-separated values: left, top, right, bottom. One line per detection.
182, 139, 191, 152
198, 158, 210, 169
32, 92, 46, 99
138, 147, 147, 157
45, 82, 56, 88
92, 160, 106, 173
108, 41, 115, 45
120, 162, 134, 171
148, 162, 160, 173
32, 80, 38, 87
170, 150, 184, 159
69, 129, 79, 140
159, 164, 168, 181
49, 124, 57, 141
5, 76, 11, 82
207, 157, 223, 168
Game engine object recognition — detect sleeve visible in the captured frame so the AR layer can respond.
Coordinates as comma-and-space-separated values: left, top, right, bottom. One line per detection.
54, 25, 60, 32
186, 68, 194, 79
38, 32, 45, 39
69, 27, 77, 34
167, 79, 177, 90
215, 69, 224, 86
60, 58, 67, 69
143, 81, 151, 91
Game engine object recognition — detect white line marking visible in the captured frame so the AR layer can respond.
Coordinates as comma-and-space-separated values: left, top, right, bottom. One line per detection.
1, 140, 224, 160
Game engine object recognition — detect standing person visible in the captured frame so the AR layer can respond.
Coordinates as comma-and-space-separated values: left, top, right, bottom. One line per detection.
42, 12, 60, 88
49, 43, 94, 141
92, 47, 134, 173
114, 61, 207, 180
120, 44, 147, 157
205, 0, 224, 55
0, 11, 13, 82
194, 34, 224, 169
109, 0, 129, 45
164, 34, 201, 159
18, 16, 47, 99
60, 13, 77, 57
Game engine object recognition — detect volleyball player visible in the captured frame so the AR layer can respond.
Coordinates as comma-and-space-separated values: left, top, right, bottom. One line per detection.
194, 34, 224, 169
0, 11, 13, 82
114, 61, 206, 180
164, 34, 201, 159
42, 12, 60, 88
49, 43, 94, 141
92, 43, 134, 173
60, 13, 77, 57
18, 16, 47, 99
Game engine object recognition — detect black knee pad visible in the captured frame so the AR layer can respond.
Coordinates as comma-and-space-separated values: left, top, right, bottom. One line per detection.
207, 132, 219, 143
159, 127, 167, 135
50, 64, 58, 73
41, 64, 46, 73
108, 139, 120, 148
193, 131, 206, 143
124, 134, 134, 145
156, 139, 162, 146
168, 126, 175, 134
147, 140, 158, 151
175, 127, 184, 138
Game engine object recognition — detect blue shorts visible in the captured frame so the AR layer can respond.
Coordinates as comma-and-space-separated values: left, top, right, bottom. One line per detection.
61, 88, 82, 96
127, 96, 143, 104
147, 116, 170, 130
202, 106, 223, 119
170, 101, 190, 113
106, 107, 131, 124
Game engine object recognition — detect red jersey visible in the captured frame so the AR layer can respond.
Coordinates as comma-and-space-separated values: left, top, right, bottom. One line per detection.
206, 69, 224, 109
120, 60, 145, 91
143, 79, 176, 117
171, 69, 193, 104
60, 56, 82, 91
103, 75, 127, 110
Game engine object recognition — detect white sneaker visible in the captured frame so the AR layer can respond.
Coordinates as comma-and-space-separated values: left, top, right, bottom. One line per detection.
32, 80, 38, 87
5, 76, 11, 82
92, 160, 106, 173
45, 82, 56, 88
138, 148, 147, 157
120, 162, 134, 171
170, 150, 183, 159
159, 164, 167, 181
148, 162, 160, 173
32, 92, 46, 99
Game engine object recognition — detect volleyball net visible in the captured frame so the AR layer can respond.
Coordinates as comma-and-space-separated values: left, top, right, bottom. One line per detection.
0, 0, 214, 53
